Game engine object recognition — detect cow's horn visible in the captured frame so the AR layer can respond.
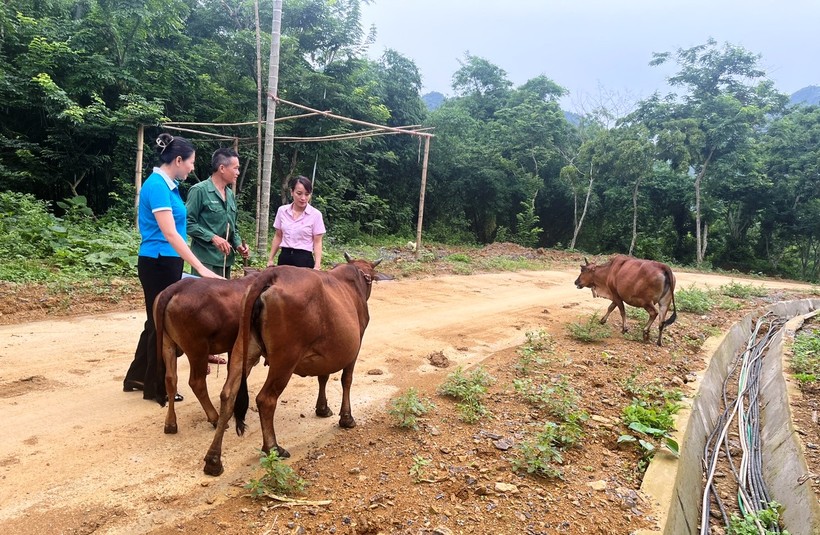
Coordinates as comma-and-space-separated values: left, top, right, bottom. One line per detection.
583, 257, 589, 266
344, 251, 353, 262
372, 258, 382, 267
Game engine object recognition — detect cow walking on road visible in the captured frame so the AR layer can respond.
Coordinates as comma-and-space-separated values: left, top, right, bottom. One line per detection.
203, 255, 390, 476
574, 255, 677, 346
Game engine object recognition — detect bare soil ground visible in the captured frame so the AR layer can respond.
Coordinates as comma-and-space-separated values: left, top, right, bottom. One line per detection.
0, 245, 818, 535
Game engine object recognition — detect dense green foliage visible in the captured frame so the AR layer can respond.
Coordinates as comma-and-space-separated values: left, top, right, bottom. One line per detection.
2, 1, 820, 281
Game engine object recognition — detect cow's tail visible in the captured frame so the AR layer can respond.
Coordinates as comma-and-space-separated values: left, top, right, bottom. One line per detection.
662, 266, 677, 327
153, 285, 177, 408
233, 268, 274, 436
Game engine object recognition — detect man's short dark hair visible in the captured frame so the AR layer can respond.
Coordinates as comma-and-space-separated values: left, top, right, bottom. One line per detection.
211, 147, 239, 172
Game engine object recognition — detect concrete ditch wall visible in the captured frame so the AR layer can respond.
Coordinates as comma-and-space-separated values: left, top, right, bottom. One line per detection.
639, 299, 820, 535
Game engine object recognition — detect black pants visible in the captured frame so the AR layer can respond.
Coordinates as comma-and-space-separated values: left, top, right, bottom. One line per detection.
278, 247, 314, 268
126, 255, 183, 400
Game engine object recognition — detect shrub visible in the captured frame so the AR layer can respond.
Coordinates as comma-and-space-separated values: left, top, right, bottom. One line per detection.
566, 312, 612, 342
675, 285, 715, 313
719, 281, 767, 299
438, 366, 495, 423
388, 388, 435, 430
245, 450, 306, 498
792, 328, 820, 381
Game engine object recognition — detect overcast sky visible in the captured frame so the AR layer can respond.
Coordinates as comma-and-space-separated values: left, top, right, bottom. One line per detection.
360, 0, 819, 111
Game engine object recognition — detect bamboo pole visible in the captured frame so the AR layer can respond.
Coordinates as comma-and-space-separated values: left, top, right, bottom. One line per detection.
274, 96, 434, 138
258, 0, 283, 256
134, 124, 144, 230
254, 0, 263, 251
163, 112, 322, 127
415, 135, 431, 257
161, 124, 236, 139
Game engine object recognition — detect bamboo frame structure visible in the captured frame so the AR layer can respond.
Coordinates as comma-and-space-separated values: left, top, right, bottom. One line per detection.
135, 97, 435, 255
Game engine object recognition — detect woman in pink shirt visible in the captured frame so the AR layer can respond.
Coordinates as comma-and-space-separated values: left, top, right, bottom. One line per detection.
267, 176, 326, 269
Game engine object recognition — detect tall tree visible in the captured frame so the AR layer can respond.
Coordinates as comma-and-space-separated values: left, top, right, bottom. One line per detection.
639, 39, 786, 264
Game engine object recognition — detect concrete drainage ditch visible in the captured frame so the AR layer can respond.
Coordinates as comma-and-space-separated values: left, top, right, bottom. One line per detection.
637, 298, 820, 535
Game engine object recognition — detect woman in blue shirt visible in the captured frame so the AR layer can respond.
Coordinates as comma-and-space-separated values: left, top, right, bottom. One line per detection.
123, 133, 222, 403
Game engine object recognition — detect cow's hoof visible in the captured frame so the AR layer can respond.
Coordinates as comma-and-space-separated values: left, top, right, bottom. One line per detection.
316, 406, 334, 418
262, 444, 290, 459
339, 415, 356, 429
203, 456, 224, 477
164, 423, 178, 434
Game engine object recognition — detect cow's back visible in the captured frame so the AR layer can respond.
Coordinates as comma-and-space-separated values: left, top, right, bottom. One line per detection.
163, 276, 258, 352
607, 256, 668, 307
255, 266, 370, 376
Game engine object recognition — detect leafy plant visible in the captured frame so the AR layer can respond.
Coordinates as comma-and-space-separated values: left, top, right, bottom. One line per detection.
719, 281, 767, 299
675, 285, 715, 313
515, 329, 555, 375
510, 421, 582, 479
792, 328, 820, 380
727, 502, 788, 535
388, 388, 435, 430
617, 421, 679, 472
409, 455, 432, 483
437, 366, 495, 423
619, 396, 681, 472
565, 312, 612, 342
513, 376, 589, 424
245, 450, 306, 499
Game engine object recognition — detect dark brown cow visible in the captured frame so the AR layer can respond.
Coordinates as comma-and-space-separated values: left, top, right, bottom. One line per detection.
203, 255, 390, 476
574, 255, 677, 346
154, 270, 263, 434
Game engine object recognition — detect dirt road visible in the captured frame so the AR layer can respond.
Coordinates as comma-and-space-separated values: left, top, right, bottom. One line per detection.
0, 268, 812, 534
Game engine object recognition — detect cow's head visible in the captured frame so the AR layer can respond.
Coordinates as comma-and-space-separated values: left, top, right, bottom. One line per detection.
343, 252, 393, 296
574, 257, 596, 289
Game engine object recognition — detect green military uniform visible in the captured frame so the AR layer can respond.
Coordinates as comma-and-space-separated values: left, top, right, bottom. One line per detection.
186, 177, 242, 278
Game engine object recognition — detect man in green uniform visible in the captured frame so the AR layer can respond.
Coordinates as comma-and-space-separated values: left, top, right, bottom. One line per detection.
186, 147, 250, 279
186, 148, 250, 369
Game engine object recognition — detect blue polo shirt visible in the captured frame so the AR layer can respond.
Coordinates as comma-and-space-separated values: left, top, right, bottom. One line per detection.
138, 168, 187, 258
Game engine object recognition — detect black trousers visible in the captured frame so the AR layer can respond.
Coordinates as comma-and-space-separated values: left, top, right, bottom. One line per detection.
278, 247, 314, 268
126, 255, 183, 400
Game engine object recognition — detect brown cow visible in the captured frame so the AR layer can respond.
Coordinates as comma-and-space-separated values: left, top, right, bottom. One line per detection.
154, 270, 263, 434
203, 254, 390, 476
574, 255, 677, 346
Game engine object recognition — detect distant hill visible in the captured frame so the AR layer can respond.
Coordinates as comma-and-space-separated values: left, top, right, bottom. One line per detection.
422, 91, 445, 111
790, 86, 820, 106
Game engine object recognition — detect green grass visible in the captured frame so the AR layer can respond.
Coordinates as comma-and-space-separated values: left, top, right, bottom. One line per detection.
566, 312, 612, 342
675, 285, 715, 313
245, 450, 306, 498
792, 328, 820, 382
437, 366, 495, 423
388, 388, 435, 430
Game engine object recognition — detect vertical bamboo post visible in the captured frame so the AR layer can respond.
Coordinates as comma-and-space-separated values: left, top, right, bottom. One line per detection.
258, 0, 283, 256
134, 124, 144, 230
414, 135, 431, 258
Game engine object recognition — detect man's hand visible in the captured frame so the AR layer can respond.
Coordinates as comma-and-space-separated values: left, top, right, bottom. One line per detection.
211, 235, 232, 255
237, 242, 250, 259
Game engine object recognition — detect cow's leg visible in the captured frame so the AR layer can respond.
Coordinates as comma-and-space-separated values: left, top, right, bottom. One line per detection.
600, 302, 618, 324
643, 305, 659, 342
188, 350, 218, 427
256, 365, 296, 458
338, 362, 357, 429
163, 339, 179, 434
656, 300, 669, 346
203, 350, 247, 476
315, 374, 333, 418
617, 302, 627, 333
